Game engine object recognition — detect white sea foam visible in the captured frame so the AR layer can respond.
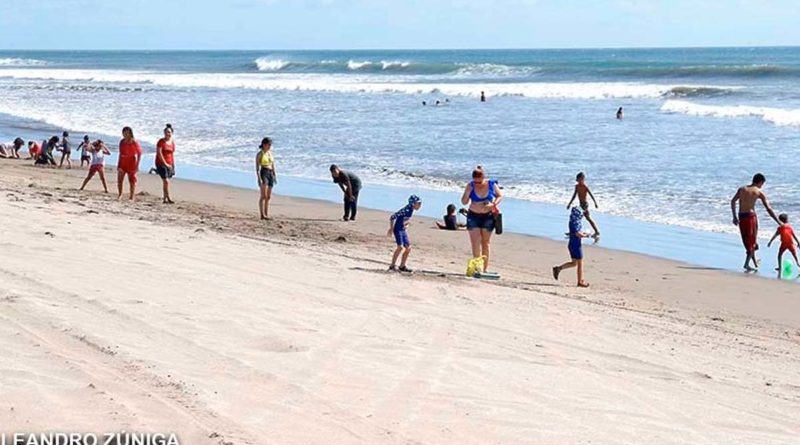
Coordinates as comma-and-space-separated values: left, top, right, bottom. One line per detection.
380, 60, 410, 70
254, 58, 290, 72
0, 58, 48, 67
453, 63, 541, 78
661, 100, 800, 127
346, 60, 371, 70
0, 68, 741, 100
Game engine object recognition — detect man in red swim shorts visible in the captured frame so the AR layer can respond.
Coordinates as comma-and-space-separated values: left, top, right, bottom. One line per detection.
730, 173, 780, 271
117, 126, 142, 201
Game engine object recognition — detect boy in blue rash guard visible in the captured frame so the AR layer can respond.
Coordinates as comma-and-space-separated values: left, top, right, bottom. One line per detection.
552, 207, 593, 287
387, 195, 423, 272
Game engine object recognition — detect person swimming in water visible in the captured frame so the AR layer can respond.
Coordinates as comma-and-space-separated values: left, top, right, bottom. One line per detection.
480, 91, 486, 102
616, 107, 623, 119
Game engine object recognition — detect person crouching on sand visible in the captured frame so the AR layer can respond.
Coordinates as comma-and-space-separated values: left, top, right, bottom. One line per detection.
80, 140, 111, 193
117, 127, 142, 201
27, 140, 41, 160
768, 213, 800, 278
35, 136, 58, 167
255, 137, 276, 220
731, 173, 780, 271
388, 195, 422, 273
0, 138, 25, 158
156, 123, 176, 204
553, 207, 593, 288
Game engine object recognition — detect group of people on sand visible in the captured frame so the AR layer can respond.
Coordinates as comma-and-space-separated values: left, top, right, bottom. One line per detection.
3, 124, 177, 203
7, 123, 797, 284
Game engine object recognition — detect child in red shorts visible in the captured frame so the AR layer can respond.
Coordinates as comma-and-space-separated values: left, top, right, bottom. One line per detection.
768, 213, 800, 277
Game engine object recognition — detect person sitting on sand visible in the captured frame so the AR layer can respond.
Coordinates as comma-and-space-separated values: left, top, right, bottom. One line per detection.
27, 140, 41, 160
436, 204, 467, 230
566, 172, 600, 239
461, 166, 503, 273
552, 207, 593, 288
767, 213, 800, 278
57, 131, 72, 169
388, 195, 422, 273
117, 127, 142, 201
330, 165, 362, 222
80, 140, 111, 193
731, 173, 781, 272
255, 137, 277, 220
77, 135, 92, 168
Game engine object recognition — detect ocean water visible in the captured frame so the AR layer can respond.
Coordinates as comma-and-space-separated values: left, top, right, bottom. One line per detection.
0, 48, 799, 248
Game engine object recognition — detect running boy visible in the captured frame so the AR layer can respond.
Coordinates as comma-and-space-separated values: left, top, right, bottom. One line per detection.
79, 140, 111, 192
566, 172, 600, 238
388, 195, 422, 272
552, 207, 593, 287
767, 214, 800, 276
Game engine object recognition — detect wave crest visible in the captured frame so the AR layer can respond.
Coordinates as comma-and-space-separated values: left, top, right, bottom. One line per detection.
254, 57, 291, 72
661, 100, 800, 127
0, 57, 48, 67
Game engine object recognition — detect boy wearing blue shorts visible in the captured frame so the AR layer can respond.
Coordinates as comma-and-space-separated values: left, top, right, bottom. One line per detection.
552, 207, 592, 287
388, 195, 422, 272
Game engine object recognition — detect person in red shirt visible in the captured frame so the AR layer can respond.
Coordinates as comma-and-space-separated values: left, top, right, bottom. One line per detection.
155, 123, 176, 204
117, 126, 142, 201
27, 140, 41, 160
768, 213, 800, 277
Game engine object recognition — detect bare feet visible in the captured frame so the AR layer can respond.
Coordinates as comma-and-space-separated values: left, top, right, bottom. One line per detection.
577, 281, 590, 288
552, 266, 561, 280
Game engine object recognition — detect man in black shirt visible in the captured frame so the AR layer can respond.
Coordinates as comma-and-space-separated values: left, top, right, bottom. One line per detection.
330, 164, 362, 221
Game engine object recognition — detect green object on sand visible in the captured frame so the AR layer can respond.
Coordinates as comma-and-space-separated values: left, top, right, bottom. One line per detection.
781, 259, 795, 279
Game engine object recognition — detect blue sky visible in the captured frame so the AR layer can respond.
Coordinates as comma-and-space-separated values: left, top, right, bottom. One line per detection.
2, 0, 799, 49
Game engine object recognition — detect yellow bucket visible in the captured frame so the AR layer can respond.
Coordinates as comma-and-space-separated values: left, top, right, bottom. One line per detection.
466, 256, 486, 277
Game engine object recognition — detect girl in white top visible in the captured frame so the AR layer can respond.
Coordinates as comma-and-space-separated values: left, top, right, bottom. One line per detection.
80, 140, 112, 193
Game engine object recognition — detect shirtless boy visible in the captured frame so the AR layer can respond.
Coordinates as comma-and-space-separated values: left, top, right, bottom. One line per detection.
566, 172, 600, 238
730, 173, 781, 271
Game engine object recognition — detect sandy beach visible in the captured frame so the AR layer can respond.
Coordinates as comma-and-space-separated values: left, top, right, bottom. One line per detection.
1, 161, 799, 444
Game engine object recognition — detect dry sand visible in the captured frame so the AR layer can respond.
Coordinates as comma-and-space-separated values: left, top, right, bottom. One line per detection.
0, 161, 799, 444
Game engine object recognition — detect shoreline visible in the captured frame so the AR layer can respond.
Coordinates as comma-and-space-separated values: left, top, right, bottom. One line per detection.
0, 117, 788, 279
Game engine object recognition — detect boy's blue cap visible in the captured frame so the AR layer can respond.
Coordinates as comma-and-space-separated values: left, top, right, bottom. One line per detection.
408, 195, 421, 205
